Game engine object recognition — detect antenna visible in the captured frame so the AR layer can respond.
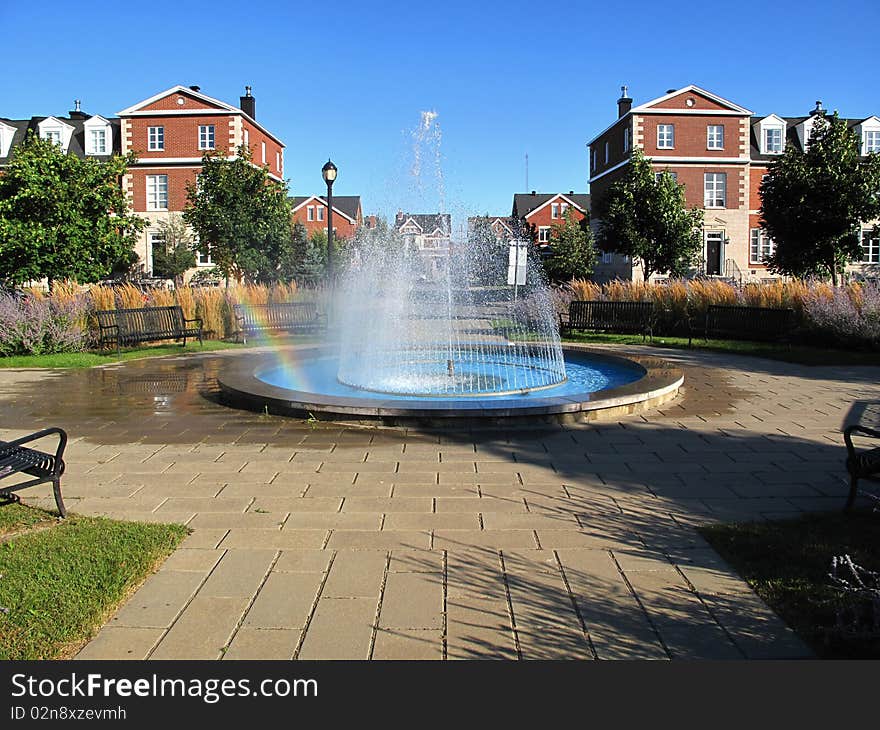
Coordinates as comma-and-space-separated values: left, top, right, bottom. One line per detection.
525, 153, 529, 191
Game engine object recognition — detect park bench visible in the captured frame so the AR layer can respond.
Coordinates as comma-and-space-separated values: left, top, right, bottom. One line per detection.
704, 304, 794, 342
0, 427, 68, 517
559, 300, 654, 341
94, 305, 203, 353
844, 402, 880, 511
232, 302, 326, 344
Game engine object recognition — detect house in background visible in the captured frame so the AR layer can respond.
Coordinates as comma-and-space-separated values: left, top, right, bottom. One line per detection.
467, 215, 516, 243
394, 212, 452, 280
291, 195, 363, 239
588, 84, 880, 283
511, 192, 590, 250
118, 85, 285, 279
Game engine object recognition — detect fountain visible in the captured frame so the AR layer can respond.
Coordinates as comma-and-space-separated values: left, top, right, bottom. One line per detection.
217, 113, 683, 424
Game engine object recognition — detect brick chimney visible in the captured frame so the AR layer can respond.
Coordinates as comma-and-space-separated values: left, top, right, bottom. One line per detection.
240, 86, 256, 119
617, 86, 632, 118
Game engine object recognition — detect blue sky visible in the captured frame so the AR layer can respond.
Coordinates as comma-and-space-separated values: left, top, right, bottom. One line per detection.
2, 0, 878, 222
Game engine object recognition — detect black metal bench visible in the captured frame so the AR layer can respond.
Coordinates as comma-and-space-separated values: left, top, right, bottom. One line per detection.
232, 302, 326, 344
844, 402, 880, 511
704, 305, 793, 342
94, 305, 203, 353
0, 428, 67, 517
559, 300, 653, 340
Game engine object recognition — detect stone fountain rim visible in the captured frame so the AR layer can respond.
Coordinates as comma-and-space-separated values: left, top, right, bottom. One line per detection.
216, 344, 683, 421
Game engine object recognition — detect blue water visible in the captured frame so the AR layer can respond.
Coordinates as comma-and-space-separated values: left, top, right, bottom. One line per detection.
257, 351, 644, 401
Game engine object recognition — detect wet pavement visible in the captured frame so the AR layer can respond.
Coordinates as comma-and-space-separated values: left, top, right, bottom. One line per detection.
2, 343, 876, 660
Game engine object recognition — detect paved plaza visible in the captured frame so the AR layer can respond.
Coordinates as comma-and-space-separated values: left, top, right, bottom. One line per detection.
2, 344, 877, 660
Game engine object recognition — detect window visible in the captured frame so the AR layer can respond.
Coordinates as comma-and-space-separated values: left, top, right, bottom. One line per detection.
764, 127, 783, 153
591, 149, 596, 172
538, 227, 551, 243
317, 206, 324, 222
146, 175, 168, 211
657, 124, 674, 149
198, 125, 215, 150
261, 142, 266, 164
750, 229, 775, 264
149, 232, 166, 276
148, 126, 164, 151
655, 170, 678, 182
704, 173, 726, 208
864, 131, 880, 154
307, 206, 314, 221
707, 125, 724, 150
623, 127, 630, 152
601, 251, 613, 264
863, 231, 880, 263
88, 128, 107, 154
551, 203, 560, 219
604, 141, 610, 163
44, 130, 61, 146
560, 203, 569, 217
276, 151, 280, 171
243, 129, 249, 150
198, 244, 212, 266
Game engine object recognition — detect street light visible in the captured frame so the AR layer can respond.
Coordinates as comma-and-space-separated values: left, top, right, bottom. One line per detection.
322, 159, 337, 283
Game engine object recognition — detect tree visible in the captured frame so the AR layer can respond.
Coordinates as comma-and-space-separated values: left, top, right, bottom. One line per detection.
0, 132, 143, 286
542, 208, 597, 283
183, 146, 292, 284
150, 214, 197, 287
595, 149, 704, 280
760, 112, 880, 285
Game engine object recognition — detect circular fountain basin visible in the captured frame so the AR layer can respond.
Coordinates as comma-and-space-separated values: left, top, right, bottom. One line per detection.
217, 345, 683, 425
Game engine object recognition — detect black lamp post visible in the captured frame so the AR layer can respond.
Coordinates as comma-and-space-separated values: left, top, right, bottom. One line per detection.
321, 159, 337, 283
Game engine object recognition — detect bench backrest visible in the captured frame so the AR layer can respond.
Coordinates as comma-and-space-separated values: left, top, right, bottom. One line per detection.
706, 305, 793, 338
568, 300, 653, 328
233, 302, 320, 330
95, 306, 185, 338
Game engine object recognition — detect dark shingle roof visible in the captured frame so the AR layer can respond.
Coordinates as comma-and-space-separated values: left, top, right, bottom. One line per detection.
395, 213, 452, 235
749, 113, 873, 163
0, 115, 121, 165
512, 192, 590, 219
291, 195, 362, 222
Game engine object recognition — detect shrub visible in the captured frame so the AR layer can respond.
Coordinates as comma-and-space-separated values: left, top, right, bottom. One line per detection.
804, 282, 880, 347
0, 293, 89, 355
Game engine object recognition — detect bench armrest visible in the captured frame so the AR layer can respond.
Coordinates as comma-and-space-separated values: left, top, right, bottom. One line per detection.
844, 424, 880, 457
184, 317, 203, 327
98, 322, 119, 333
1, 427, 68, 464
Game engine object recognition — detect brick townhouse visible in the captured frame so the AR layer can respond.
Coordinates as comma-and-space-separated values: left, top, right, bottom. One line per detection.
394, 212, 452, 280
588, 84, 880, 283
467, 215, 516, 243
118, 85, 286, 278
511, 192, 590, 250
291, 195, 363, 239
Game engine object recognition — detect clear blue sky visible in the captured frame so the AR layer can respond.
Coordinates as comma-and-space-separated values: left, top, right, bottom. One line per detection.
2, 0, 878, 222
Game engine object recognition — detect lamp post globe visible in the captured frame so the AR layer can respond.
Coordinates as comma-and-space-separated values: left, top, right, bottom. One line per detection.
322, 160, 337, 284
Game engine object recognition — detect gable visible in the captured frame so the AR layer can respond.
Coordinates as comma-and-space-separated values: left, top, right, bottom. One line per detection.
635, 85, 752, 115
118, 86, 234, 115
524, 193, 587, 220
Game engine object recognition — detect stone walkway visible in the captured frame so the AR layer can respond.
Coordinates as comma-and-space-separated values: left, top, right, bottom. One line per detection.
2, 344, 877, 660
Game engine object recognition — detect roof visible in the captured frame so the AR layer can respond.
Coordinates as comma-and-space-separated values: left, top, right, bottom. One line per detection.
0, 115, 121, 166
394, 213, 452, 235
748, 113, 875, 163
291, 195, 362, 223
511, 192, 590, 219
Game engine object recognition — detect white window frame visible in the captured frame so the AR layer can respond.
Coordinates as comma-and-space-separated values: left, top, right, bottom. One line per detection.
261, 141, 266, 164
657, 124, 674, 149
764, 127, 783, 154
864, 130, 880, 154
707, 125, 724, 150
276, 151, 280, 171
87, 128, 107, 154
560, 203, 569, 217
591, 148, 596, 171
43, 129, 62, 146
750, 229, 775, 264
655, 170, 678, 183
538, 226, 551, 243
601, 251, 613, 264
148, 126, 164, 151
551, 203, 560, 219
198, 125, 215, 151
197, 242, 212, 266
862, 231, 880, 263
623, 127, 630, 152
704, 173, 726, 208
317, 206, 324, 222
243, 129, 249, 150
307, 206, 314, 221
146, 174, 168, 211
148, 231, 166, 276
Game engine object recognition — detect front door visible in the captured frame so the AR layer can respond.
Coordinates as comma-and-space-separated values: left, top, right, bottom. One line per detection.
705, 231, 724, 276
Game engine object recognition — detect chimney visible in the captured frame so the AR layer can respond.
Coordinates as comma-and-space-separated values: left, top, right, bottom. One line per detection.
396, 210, 404, 225
240, 86, 256, 119
189, 85, 201, 92
569, 190, 574, 195
810, 100, 824, 116
617, 85, 632, 118
666, 88, 677, 94
68, 99, 87, 119
531, 190, 536, 196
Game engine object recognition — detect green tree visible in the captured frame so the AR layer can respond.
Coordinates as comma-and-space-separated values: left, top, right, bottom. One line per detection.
467, 216, 509, 285
293, 230, 328, 286
183, 146, 292, 284
279, 220, 309, 282
543, 208, 597, 283
150, 214, 197, 287
760, 112, 880, 285
0, 132, 143, 286
595, 149, 704, 280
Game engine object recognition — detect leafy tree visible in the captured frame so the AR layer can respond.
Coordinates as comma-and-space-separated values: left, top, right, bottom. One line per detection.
466, 215, 510, 285
0, 132, 143, 286
279, 220, 310, 282
184, 146, 292, 284
150, 214, 197, 287
543, 208, 597, 283
595, 149, 704, 280
760, 112, 880, 285
292, 230, 328, 286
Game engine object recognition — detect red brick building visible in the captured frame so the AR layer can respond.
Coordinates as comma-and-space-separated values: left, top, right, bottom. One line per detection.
291, 195, 362, 239
118, 85, 285, 278
588, 85, 880, 282
511, 192, 590, 250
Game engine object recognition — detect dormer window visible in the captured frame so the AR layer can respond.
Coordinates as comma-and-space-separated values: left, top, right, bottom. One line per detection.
44, 130, 62, 146
764, 127, 783, 153
865, 130, 880, 154
88, 128, 107, 154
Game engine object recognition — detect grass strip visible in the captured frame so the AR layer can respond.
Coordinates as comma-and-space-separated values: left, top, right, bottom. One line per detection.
0, 507, 187, 659
0, 340, 242, 369
699, 509, 880, 659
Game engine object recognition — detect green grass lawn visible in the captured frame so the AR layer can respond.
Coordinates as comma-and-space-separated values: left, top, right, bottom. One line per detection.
0, 503, 187, 659
0, 339, 243, 369
562, 332, 880, 366
700, 509, 880, 659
